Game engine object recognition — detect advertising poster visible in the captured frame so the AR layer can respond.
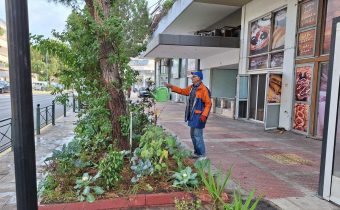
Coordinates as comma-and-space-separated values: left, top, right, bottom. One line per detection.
293, 103, 309, 132
267, 74, 282, 103
271, 52, 284, 68
317, 63, 329, 136
272, 9, 287, 50
298, 29, 316, 57
249, 55, 268, 70
299, 0, 318, 28
250, 15, 271, 55
295, 65, 312, 102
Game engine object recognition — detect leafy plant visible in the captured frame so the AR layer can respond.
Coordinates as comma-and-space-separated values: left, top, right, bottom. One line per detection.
74, 173, 105, 203
130, 149, 154, 183
174, 197, 202, 210
195, 159, 232, 207
224, 189, 261, 210
172, 167, 198, 189
98, 147, 124, 189
172, 149, 191, 170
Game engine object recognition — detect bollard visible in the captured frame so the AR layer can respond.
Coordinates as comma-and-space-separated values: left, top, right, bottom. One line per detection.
52, 100, 55, 125
73, 94, 76, 112
36, 104, 41, 135
64, 102, 67, 117
45, 106, 48, 126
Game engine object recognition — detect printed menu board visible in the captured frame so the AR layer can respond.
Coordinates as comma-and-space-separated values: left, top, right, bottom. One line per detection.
295, 65, 312, 102
249, 55, 268, 70
299, 0, 318, 28
267, 74, 282, 103
272, 9, 287, 50
293, 103, 309, 132
297, 29, 315, 57
250, 15, 271, 55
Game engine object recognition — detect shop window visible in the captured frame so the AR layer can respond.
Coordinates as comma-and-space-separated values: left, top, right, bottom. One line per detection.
322, 0, 340, 54
315, 62, 329, 136
296, 0, 318, 58
248, 8, 287, 70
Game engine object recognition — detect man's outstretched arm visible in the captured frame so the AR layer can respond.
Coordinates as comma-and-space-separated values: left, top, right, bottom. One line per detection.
164, 83, 192, 96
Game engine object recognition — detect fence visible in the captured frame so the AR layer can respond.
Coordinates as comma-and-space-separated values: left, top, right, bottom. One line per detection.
0, 118, 11, 153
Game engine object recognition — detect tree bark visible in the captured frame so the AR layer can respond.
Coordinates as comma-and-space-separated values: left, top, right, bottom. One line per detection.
86, 0, 129, 149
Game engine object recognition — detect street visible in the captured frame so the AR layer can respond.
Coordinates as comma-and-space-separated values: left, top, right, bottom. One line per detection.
0, 93, 66, 120
0, 93, 70, 152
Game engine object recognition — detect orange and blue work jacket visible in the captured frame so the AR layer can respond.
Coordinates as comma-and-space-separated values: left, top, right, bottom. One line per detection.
171, 82, 211, 129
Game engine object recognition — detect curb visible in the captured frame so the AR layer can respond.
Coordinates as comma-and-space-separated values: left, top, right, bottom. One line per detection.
38, 191, 219, 209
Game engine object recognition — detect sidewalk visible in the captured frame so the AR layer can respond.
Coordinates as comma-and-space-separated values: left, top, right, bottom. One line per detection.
156, 102, 340, 210
0, 112, 77, 209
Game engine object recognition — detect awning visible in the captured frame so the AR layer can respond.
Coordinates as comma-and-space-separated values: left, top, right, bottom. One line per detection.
143, 34, 239, 59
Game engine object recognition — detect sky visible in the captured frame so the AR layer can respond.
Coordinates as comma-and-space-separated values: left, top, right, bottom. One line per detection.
0, 0, 159, 38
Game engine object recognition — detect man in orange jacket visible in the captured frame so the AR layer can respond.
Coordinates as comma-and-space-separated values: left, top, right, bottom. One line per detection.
164, 71, 211, 160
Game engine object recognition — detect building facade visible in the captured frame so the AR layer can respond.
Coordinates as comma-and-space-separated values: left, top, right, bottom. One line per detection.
145, 0, 340, 204
0, 19, 9, 81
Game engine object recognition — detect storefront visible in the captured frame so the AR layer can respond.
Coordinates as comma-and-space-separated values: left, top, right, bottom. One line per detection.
237, 0, 291, 130
319, 16, 340, 205
237, 0, 340, 136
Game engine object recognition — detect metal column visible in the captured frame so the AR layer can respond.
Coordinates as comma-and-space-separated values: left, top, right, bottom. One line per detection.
5, 0, 38, 209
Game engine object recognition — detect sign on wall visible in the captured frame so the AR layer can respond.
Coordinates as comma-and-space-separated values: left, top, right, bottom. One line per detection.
297, 29, 316, 57
293, 103, 310, 132
299, 0, 318, 28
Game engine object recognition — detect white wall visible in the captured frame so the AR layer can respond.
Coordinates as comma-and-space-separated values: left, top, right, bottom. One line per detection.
201, 48, 240, 69
238, 0, 298, 130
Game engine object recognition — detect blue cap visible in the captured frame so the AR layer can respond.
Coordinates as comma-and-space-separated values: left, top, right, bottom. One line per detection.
191, 71, 203, 80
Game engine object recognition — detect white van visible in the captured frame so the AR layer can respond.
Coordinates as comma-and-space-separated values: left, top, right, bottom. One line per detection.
32, 81, 48, 91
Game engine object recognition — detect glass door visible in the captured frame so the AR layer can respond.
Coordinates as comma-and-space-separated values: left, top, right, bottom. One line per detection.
249, 74, 266, 122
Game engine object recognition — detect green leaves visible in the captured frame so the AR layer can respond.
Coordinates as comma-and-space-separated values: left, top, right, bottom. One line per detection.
98, 148, 124, 189
74, 172, 105, 203
172, 166, 198, 189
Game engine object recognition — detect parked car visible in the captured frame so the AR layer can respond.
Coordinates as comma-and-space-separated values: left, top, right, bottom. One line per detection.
32, 81, 48, 91
0, 81, 10, 93
138, 87, 150, 98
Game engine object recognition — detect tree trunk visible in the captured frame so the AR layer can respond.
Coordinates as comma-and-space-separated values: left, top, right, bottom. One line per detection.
86, 0, 129, 149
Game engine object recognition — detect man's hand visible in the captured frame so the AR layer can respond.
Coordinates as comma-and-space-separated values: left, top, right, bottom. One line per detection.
200, 115, 207, 122
164, 83, 173, 88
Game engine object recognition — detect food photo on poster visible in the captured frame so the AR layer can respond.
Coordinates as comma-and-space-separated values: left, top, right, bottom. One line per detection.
295, 65, 312, 102
272, 9, 287, 50
249, 55, 268, 70
293, 103, 309, 132
270, 52, 284, 68
250, 15, 271, 55
267, 74, 282, 103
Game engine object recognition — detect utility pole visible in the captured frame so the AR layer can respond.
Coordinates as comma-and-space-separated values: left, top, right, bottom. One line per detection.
5, 0, 38, 209
45, 51, 49, 84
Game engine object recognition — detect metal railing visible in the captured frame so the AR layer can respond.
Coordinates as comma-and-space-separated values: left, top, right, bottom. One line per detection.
0, 118, 11, 153
36, 101, 55, 135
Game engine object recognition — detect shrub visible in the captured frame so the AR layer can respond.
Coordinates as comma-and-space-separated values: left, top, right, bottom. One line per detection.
98, 147, 124, 189
74, 172, 105, 203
